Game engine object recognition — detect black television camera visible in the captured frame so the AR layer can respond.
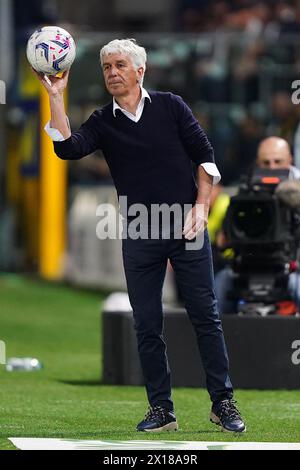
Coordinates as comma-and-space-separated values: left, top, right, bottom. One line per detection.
224, 168, 300, 311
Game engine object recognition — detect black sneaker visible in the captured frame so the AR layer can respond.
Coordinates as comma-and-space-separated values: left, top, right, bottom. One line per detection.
137, 405, 178, 432
210, 399, 246, 433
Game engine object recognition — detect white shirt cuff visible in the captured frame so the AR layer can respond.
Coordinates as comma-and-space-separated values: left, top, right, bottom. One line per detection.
201, 162, 221, 185
44, 118, 70, 142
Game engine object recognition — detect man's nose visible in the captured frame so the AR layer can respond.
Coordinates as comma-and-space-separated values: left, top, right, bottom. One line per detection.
108, 65, 118, 76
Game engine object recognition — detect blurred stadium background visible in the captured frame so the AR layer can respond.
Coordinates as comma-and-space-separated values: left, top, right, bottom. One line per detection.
1, 0, 300, 449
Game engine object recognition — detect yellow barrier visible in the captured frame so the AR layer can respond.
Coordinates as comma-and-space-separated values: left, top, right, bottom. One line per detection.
39, 85, 67, 279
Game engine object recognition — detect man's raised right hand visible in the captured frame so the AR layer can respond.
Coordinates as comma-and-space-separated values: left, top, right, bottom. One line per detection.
32, 68, 70, 96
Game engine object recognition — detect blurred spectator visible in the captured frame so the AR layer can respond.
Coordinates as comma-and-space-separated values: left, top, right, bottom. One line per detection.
266, 91, 300, 149
178, 0, 211, 32
225, 2, 268, 34
277, 0, 300, 35
232, 40, 265, 103
205, 1, 232, 31
207, 114, 238, 184
192, 39, 230, 103
231, 113, 264, 181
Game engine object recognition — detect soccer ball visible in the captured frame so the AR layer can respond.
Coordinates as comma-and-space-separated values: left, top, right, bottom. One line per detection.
26, 26, 76, 75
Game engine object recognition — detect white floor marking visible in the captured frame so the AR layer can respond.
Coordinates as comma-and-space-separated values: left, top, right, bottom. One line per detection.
8, 438, 300, 450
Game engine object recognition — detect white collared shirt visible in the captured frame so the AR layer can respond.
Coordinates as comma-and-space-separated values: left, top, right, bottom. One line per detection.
112, 87, 151, 122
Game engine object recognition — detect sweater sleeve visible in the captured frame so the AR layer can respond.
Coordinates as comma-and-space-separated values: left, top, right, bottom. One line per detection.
170, 93, 215, 166
53, 110, 103, 160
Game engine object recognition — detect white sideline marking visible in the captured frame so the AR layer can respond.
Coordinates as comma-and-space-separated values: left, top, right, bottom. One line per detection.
8, 438, 300, 450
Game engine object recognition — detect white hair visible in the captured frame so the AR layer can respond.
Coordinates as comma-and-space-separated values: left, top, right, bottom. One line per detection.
100, 39, 147, 84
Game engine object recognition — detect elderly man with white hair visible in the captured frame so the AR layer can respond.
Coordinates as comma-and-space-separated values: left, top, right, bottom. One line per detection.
33, 38, 245, 434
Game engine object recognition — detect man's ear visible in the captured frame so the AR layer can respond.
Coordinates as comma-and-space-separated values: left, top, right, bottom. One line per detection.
137, 67, 144, 83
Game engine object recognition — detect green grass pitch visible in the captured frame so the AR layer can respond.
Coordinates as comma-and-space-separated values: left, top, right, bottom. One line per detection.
0, 274, 300, 450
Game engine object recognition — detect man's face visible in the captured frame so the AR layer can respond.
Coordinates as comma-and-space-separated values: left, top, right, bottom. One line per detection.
257, 148, 292, 170
102, 53, 143, 97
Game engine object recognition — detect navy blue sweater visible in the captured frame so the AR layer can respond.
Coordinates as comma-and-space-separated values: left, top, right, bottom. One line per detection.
54, 91, 215, 208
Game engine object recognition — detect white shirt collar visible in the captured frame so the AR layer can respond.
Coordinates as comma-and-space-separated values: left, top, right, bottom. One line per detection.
112, 87, 151, 117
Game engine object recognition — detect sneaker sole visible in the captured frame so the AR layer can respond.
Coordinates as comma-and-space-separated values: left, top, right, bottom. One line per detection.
143, 421, 179, 432
210, 412, 246, 433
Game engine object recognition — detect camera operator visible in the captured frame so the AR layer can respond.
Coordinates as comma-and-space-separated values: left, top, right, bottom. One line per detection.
256, 136, 300, 179
215, 136, 300, 314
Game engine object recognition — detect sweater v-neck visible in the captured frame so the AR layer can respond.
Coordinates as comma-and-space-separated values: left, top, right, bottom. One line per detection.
114, 98, 150, 126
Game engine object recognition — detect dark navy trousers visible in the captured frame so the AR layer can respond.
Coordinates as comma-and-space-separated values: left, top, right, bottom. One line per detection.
122, 228, 233, 411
